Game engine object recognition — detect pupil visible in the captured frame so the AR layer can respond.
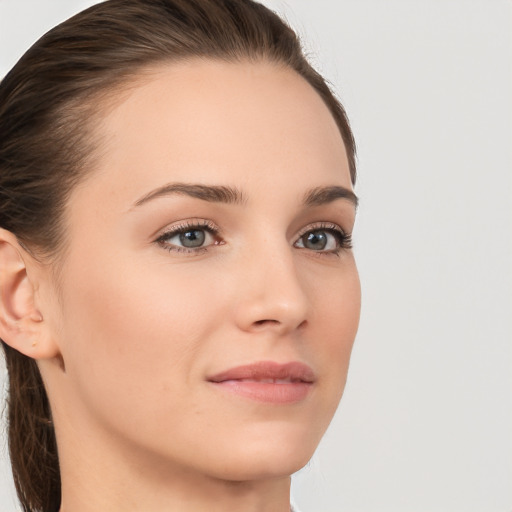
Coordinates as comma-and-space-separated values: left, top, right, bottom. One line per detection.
305, 231, 327, 250
179, 230, 205, 248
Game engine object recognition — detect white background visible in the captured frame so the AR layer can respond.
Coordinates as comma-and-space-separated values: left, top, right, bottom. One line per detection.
1, 1, 511, 511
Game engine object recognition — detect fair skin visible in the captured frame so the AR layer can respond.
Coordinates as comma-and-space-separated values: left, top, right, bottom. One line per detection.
0, 60, 360, 512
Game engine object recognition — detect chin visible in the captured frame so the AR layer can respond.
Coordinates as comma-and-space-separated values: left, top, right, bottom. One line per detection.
203, 422, 324, 482
214, 453, 312, 482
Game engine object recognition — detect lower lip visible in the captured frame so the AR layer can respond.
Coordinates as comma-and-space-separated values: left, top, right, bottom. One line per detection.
209, 380, 313, 404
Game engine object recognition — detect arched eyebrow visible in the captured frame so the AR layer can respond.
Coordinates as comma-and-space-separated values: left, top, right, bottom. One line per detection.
131, 182, 357, 209
132, 183, 246, 208
302, 186, 358, 209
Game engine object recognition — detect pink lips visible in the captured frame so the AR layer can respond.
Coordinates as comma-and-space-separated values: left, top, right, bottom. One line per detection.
207, 361, 315, 404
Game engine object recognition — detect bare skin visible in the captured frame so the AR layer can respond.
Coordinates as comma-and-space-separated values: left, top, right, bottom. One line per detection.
0, 60, 360, 512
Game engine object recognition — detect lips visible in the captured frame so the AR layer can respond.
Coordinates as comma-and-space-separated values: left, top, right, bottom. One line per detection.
207, 361, 315, 404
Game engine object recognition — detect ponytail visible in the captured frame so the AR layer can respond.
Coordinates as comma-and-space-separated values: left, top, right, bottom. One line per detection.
2, 346, 60, 512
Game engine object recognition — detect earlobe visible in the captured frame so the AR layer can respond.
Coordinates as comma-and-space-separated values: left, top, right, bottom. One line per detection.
0, 229, 60, 360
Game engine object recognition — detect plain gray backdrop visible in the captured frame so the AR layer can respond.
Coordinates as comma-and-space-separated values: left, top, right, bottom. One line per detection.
1, 1, 511, 511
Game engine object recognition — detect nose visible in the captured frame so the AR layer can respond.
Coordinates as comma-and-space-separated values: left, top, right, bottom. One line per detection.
233, 242, 309, 336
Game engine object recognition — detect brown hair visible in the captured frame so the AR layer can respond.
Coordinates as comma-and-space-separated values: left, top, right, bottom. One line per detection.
0, 1, 356, 510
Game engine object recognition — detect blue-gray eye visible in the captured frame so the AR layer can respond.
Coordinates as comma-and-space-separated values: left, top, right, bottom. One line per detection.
179, 229, 205, 248
295, 228, 345, 251
158, 227, 216, 250
303, 231, 328, 250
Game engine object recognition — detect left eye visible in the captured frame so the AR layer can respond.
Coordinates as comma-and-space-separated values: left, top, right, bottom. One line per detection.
294, 228, 346, 252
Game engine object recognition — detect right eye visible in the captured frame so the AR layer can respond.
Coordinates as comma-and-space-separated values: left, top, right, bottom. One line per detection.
155, 220, 221, 254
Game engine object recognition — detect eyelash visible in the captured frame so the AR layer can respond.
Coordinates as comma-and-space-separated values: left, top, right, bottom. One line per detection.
155, 220, 221, 254
155, 220, 352, 256
295, 222, 353, 256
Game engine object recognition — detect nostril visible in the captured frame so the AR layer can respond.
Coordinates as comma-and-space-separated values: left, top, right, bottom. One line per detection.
254, 319, 280, 326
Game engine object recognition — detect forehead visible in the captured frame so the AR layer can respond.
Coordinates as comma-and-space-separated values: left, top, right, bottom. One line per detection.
79, 59, 352, 207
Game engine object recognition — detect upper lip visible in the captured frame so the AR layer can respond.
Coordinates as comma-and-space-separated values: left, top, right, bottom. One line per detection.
207, 361, 316, 383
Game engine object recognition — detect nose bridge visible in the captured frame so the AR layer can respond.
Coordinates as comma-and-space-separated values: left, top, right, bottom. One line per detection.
234, 233, 309, 333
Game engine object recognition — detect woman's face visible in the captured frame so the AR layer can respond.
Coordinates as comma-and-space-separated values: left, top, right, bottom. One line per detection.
42, 60, 360, 481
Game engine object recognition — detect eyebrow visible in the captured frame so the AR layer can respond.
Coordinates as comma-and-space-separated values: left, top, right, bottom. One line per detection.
302, 186, 358, 209
133, 183, 246, 208
132, 182, 358, 209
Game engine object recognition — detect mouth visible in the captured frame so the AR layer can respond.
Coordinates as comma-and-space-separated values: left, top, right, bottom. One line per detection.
206, 361, 315, 404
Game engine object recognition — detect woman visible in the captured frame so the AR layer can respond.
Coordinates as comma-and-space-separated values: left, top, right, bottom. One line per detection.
0, 1, 360, 511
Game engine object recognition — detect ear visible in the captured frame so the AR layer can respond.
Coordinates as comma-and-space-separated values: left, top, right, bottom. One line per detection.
0, 228, 60, 360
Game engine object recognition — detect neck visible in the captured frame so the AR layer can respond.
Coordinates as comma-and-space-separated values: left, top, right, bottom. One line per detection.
55, 416, 292, 512
60, 472, 291, 512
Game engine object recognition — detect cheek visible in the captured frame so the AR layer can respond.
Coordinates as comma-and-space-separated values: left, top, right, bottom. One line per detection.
329, 266, 360, 355
57, 252, 221, 420
308, 258, 361, 394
